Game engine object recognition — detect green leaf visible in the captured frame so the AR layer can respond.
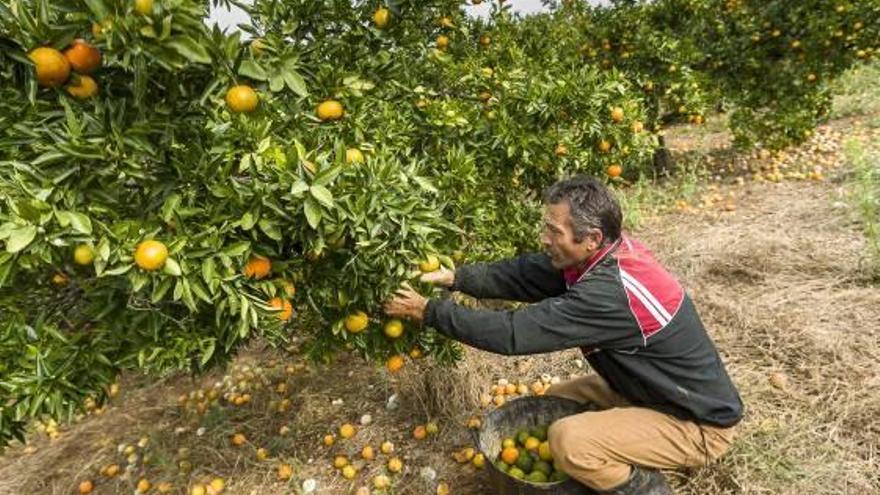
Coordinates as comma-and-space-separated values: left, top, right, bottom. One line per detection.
269, 74, 285, 93
309, 185, 334, 209
67, 212, 92, 234
239, 59, 269, 81
290, 180, 309, 196
166, 36, 212, 64
258, 219, 283, 241
163, 258, 182, 277
282, 69, 309, 97
5, 226, 36, 253
222, 241, 250, 257
303, 198, 322, 229
240, 211, 256, 230
82, 0, 109, 19
199, 340, 216, 367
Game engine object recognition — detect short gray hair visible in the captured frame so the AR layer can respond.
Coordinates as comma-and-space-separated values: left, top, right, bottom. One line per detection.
542, 175, 622, 243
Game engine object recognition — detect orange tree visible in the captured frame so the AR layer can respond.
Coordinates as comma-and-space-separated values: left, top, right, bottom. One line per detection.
0, 0, 876, 447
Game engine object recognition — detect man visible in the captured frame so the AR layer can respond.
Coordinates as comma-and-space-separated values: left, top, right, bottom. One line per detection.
383, 175, 743, 495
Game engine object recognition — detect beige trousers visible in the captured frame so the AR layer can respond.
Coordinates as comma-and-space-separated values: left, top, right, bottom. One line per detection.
545, 374, 737, 491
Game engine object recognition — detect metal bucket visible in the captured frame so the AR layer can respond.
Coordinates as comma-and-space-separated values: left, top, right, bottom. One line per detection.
471, 395, 598, 495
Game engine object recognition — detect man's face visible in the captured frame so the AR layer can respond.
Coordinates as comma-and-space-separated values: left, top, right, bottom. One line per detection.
540, 202, 602, 270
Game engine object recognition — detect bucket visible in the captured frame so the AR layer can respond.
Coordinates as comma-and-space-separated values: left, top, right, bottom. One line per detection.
471, 395, 598, 495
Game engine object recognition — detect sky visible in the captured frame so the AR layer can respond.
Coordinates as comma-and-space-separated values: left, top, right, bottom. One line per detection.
206, 1, 553, 33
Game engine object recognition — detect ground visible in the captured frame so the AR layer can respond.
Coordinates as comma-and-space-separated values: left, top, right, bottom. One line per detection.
1, 93, 879, 495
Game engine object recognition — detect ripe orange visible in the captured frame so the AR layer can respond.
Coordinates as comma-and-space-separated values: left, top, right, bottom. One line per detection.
387, 456, 403, 473
413, 425, 427, 440
52, 272, 69, 286
383, 319, 404, 339
607, 164, 623, 178
500, 447, 519, 465
323, 434, 335, 446
256, 447, 269, 460
597, 140, 612, 153
386, 355, 404, 373
341, 465, 357, 479
373, 7, 390, 28
277, 463, 293, 480
135, 0, 154, 16
102, 464, 120, 477
344, 311, 369, 333
373, 474, 391, 488
317, 100, 344, 121
157, 482, 174, 493
479, 35, 491, 47
134, 240, 168, 271
436, 35, 450, 51
74, 244, 95, 265
340, 423, 356, 439
136, 478, 151, 493
346, 148, 364, 164
208, 478, 225, 494
79, 480, 94, 494
334, 455, 349, 469
419, 254, 440, 273
631, 121, 644, 133
64, 40, 101, 74
268, 297, 293, 321
438, 16, 454, 27
361, 445, 375, 460
554, 144, 569, 157
380, 441, 394, 454
610, 107, 625, 123
29, 47, 70, 88
66, 75, 99, 99
409, 347, 423, 359
231, 433, 247, 446
243, 255, 271, 279
538, 441, 553, 461
226, 85, 259, 113
524, 437, 541, 451
437, 482, 451, 495
191, 484, 207, 495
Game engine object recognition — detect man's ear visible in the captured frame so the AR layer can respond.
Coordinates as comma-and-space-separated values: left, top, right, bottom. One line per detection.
583, 228, 604, 251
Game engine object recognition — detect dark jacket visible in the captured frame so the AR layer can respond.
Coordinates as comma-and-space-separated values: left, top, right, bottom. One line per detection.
423, 235, 744, 427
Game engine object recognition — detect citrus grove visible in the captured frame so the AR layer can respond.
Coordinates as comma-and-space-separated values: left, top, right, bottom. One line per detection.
0, 0, 877, 448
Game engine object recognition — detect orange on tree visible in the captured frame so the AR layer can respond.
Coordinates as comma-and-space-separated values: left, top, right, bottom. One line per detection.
66, 75, 98, 99
419, 254, 440, 273
611, 106, 625, 123
225, 85, 259, 113
631, 121, 644, 133
268, 297, 293, 321
554, 144, 569, 157
385, 355, 404, 373
134, 240, 168, 271
63, 39, 101, 74
344, 310, 369, 333
28, 47, 70, 88
597, 140, 613, 153
134, 0, 153, 16
243, 255, 271, 279
73, 244, 95, 266
373, 7, 390, 28
436, 35, 450, 51
316, 99, 344, 121
51, 272, 69, 286
479, 35, 491, 47
345, 148, 365, 164
607, 164, 623, 178
281, 280, 296, 298
383, 319, 404, 339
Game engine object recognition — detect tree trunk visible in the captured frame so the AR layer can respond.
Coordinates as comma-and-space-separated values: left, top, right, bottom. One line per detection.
652, 135, 674, 176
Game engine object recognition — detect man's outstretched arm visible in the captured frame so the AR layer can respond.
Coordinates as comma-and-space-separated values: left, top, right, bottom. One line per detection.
438, 253, 567, 303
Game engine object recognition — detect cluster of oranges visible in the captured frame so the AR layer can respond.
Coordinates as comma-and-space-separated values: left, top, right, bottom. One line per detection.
323, 421, 405, 486
70, 239, 169, 273
495, 425, 569, 483
480, 376, 559, 408
242, 255, 297, 323
28, 38, 100, 99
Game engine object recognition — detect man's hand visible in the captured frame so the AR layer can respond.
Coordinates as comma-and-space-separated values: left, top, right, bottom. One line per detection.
420, 267, 455, 287
383, 282, 429, 322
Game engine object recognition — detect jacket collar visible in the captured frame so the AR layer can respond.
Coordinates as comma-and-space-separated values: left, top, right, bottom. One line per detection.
563, 237, 623, 287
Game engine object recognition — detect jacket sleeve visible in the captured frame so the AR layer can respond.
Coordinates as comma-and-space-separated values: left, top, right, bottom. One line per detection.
451, 253, 567, 303
425, 270, 640, 355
